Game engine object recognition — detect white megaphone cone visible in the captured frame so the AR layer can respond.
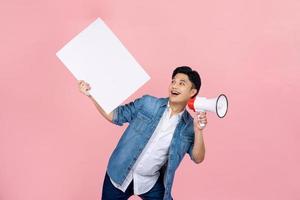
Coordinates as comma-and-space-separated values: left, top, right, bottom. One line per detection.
188, 94, 228, 127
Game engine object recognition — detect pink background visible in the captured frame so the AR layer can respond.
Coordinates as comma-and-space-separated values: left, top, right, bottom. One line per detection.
1, 0, 299, 199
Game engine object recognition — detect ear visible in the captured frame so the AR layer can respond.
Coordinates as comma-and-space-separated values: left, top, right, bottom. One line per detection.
190, 88, 197, 98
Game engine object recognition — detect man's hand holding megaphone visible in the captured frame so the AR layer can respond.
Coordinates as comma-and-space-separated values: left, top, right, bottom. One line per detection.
193, 112, 208, 132
188, 94, 228, 133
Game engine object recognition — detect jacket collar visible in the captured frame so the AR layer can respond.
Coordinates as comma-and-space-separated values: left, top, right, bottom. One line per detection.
160, 97, 191, 124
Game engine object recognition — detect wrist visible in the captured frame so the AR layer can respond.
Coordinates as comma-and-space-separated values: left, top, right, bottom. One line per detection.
195, 129, 203, 135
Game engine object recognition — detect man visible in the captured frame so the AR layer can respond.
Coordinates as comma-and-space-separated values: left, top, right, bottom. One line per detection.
78, 66, 207, 200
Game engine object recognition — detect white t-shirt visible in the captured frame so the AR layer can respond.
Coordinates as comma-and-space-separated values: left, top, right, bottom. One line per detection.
109, 101, 184, 195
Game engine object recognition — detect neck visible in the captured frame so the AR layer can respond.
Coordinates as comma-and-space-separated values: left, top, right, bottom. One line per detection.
169, 101, 187, 114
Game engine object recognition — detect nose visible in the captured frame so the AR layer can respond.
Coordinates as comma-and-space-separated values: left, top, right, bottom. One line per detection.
171, 86, 178, 92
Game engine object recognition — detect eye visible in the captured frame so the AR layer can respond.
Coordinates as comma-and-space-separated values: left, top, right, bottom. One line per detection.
180, 82, 185, 86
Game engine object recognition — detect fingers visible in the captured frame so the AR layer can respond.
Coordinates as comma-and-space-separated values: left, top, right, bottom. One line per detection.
195, 112, 208, 127
196, 112, 206, 119
197, 111, 206, 116
78, 80, 91, 95
200, 119, 207, 124
78, 80, 90, 88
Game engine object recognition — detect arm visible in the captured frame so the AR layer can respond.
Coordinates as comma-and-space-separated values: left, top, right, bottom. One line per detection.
78, 80, 114, 124
188, 112, 207, 164
78, 80, 145, 126
190, 130, 205, 164
88, 94, 114, 124
88, 93, 145, 126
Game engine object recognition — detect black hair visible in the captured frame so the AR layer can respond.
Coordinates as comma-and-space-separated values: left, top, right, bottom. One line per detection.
172, 66, 201, 99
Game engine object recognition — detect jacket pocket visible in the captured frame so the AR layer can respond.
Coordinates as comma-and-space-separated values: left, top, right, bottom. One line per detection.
131, 111, 151, 132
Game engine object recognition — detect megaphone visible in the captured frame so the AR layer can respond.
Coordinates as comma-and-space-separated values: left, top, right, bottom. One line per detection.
188, 94, 228, 127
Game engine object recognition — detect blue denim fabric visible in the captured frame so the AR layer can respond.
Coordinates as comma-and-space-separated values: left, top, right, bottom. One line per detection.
102, 171, 168, 200
106, 95, 195, 200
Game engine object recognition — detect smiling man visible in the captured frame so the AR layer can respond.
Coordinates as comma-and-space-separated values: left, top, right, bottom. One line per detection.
78, 66, 207, 200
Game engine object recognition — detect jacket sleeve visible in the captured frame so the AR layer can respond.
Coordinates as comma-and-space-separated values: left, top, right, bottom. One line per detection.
187, 123, 195, 161
111, 95, 146, 126
187, 142, 194, 161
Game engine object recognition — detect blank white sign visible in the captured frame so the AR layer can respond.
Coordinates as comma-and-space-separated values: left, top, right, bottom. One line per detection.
56, 18, 150, 114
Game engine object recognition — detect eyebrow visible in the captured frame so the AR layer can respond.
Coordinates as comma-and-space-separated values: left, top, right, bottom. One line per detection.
180, 79, 187, 83
172, 78, 187, 83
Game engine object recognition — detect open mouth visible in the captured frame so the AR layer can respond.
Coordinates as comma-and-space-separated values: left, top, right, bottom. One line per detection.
171, 91, 181, 96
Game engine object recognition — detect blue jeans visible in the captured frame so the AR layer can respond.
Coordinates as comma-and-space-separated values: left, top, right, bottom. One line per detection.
101, 171, 166, 200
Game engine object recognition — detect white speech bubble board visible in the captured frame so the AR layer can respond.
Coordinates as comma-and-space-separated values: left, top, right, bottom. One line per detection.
56, 18, 150, 114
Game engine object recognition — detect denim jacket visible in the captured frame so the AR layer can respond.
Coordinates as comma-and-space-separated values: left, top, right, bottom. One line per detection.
107, 94, 195, 200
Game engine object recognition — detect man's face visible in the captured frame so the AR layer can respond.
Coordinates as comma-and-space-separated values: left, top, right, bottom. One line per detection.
168, 73, 197, 104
